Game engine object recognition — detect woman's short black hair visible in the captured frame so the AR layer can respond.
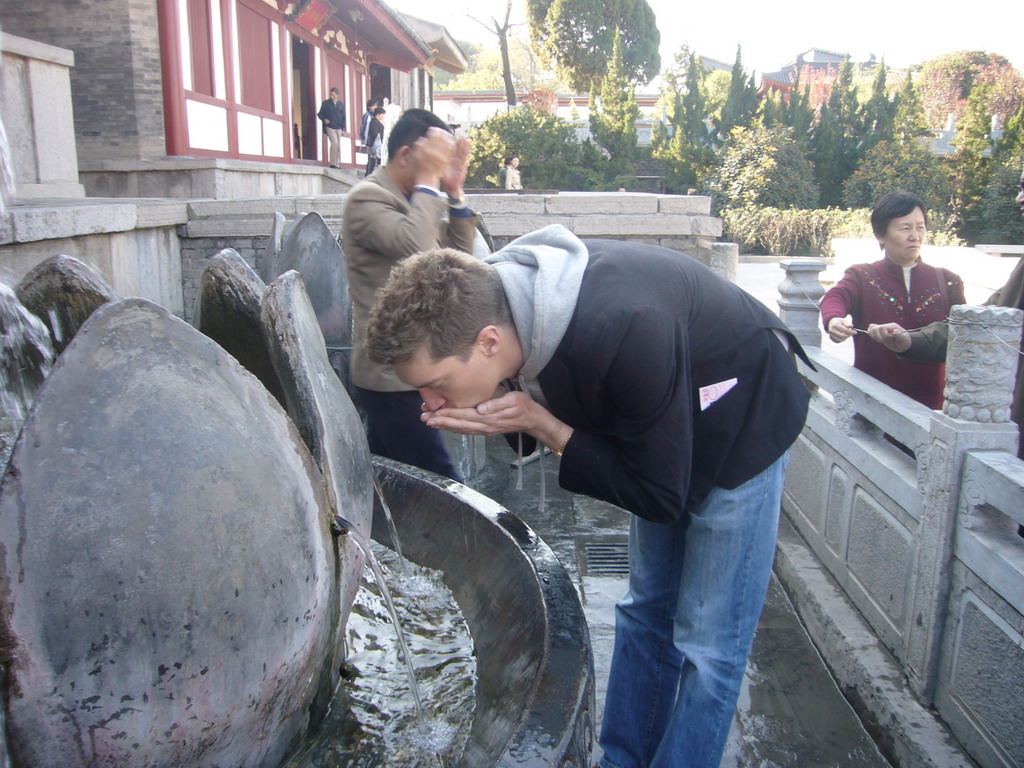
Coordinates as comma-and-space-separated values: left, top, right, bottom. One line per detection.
870, 192, 928, 238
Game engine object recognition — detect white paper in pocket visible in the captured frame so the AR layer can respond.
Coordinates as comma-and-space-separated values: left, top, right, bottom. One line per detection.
698, 378, 738, 412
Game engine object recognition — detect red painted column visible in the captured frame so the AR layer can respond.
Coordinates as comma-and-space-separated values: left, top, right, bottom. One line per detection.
157, 0, 189, 156
221, 0, 238, 156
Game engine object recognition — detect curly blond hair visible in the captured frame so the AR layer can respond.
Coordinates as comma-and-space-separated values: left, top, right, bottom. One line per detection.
367, 248, 511, 364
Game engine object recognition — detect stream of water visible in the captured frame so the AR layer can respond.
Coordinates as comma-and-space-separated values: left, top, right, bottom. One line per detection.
287, 542, 477, 767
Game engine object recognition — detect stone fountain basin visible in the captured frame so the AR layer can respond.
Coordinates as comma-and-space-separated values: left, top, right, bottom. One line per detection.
371, 458, 595, 768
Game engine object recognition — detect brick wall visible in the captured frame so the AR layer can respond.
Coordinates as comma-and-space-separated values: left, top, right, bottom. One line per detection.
179, 236, 273, 322
2, 0, 166, 163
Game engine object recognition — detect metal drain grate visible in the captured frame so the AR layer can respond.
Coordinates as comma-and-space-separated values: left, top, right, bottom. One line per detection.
578, 537, 630, 577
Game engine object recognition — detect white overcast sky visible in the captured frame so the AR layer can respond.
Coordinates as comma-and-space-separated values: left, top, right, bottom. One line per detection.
386, 0, 1023, 80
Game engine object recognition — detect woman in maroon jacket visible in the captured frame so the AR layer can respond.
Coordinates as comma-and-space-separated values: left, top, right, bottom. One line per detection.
820, 192, 965, 409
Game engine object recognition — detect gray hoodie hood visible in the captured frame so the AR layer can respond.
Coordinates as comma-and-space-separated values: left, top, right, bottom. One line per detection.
484, 224, 589, 405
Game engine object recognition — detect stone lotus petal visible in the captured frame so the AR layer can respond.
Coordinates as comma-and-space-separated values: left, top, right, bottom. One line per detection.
15, 254, 118, 356
262, 268, 373, 721
0, 298, 336, 768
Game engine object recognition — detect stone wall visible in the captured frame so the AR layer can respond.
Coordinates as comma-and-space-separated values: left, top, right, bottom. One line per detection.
2, 192, 730, 323
1, 0, 166, 163
468, 191, 733, 280
0, 200, 186, 315
178, 192, 730, 321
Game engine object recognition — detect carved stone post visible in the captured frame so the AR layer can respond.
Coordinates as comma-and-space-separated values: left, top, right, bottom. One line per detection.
943, 305, 1023, 423
778, 259, 827, 348
710, 242, 738, 284
906, 305, 1022, 703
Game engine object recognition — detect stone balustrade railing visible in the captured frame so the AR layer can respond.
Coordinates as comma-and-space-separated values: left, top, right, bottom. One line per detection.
778, 259, 1024, 768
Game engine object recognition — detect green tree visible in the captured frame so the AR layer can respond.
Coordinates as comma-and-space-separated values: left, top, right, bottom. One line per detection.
466, 105, 602, 190
435, 41, 483, 89
714, 46, 759, 141
652, 48, 715, 192
915, 51, 1022, 128
892, 74, 931, 143
705, 124, 819, 212
440, 34, 570, 94
979, 153, 1024, 244
810, 59, 861, 206
843, 139, 949, 212
859, 61, 897, 152
997, 100, 1024, 159
526, 0, 660, 91
780, 72, 815, 143
589, 28, 639, 184
760, 89, 783, 126
701, 69, 732, 127
948, 79, 998, 239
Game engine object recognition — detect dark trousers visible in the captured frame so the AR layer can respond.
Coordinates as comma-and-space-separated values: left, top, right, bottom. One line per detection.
353, 386, 461, 482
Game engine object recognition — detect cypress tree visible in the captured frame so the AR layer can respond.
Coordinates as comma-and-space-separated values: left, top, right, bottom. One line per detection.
589, 28, 639, 184
893, 74, 932, 144
715, 46, 759, 141
860, 62, 897, 152
811, 59, 861, 206
782, 71, 815, 144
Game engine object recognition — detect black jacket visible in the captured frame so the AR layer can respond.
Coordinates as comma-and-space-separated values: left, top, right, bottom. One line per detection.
317, 98, 346, 132
366, 118, 384, 155
535, 240, 810, 523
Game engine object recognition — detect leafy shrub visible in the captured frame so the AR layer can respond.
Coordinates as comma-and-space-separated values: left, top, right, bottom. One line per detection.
843, 138, 951, 214
722, 206, 867, 257
465, 105, 604, 191
979, 154, 1024, 244
722, 205, 962, 257
705, 124, 819, 213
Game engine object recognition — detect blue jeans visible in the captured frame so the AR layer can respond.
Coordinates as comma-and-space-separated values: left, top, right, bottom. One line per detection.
598, 451, 789, 768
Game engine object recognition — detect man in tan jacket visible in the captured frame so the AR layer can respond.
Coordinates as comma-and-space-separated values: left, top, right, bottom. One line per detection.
342, 108, 478, 479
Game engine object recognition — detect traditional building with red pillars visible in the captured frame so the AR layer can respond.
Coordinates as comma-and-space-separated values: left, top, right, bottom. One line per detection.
0, 0, 467, 196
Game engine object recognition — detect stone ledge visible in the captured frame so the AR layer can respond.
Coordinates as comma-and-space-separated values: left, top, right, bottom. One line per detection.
658, 195, 712, 215
544, 194, 659, 215
1, 33, 74, 67
135, 202, 190, 229
4, 202, 138, 243
774, 516, 975, 768
572, 214, 721, 238
188, 199, 299, 219
482, 216, 575, 238
183, 219, 274, 238
15, 182, 86, 200
292, 197, 346, 218
975, 244, 1024, 258
78, 156, 358, 175
467, 195, 547, 215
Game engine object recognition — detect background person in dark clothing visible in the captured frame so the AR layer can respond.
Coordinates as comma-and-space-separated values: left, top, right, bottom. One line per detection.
359, 98, 378, 147
317, 87, 346, 168
364, 107, 386, 175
